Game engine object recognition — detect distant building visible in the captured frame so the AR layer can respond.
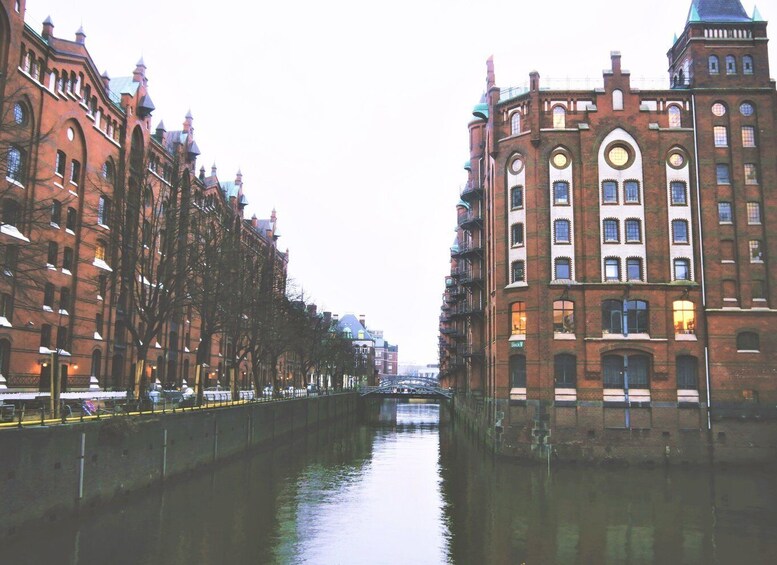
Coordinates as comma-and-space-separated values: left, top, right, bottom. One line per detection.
336, 314, 375, 387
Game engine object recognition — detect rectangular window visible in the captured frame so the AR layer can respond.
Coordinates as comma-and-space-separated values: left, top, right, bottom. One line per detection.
511, 302, 526, 334
718, 202, 733, 223
511, 223, 524, 247
672, 220, 689, 244
7, 146, 24, 183
744, 163, 758, 184
749, 240, 763, 263
626, 258, 642, 281
47, 241, 58, 266
96, 313, 103, 336
63, 247, 73, 271
747, 202, 761, 224
670, 182, 687, 205
604, 258, 620, 281
713, 126, 728, 147
674, 258, 691, 280
70, 160, 80, 185
511, 260, 525, 283
554, 220, 570, 244
510, 186, 523, 209
40, 324, 52, 348
553, 182, 569, 205
55, 150, 66, 177
97, 196, 110, 226
752, 280, 766, 300
43, 284, 54, 308
50, 200, 61, 226
716, 164, 730, 184
59, 287, 70, 313
602, 181, 618, 204
603, 219, 619, 243
625, 219, 641, 243
742, 126, 756, 147
97, 275, 107, 299
555, 258, 571, 280
66, 208, 77, 231
56, 325, 68, 351
623, 181, 639, 203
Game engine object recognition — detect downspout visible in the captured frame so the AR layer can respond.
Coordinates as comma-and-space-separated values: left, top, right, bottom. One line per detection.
690, 94, 712, 431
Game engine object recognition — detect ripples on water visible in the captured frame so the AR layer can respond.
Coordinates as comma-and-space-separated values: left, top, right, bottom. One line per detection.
4, 401, 776, 564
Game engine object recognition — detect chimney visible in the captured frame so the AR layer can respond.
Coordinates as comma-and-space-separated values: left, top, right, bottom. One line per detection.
359, 314, 366, 328
75, 26, 86, 45
251, 214, 258, 229
199, 166, 205, 182
529, 71, 540, 92
323, 312, 332, 326
333, 314, 340, 322
486, 55, 495, 90
42, 16, 54, 39
101, 70, 110, 92
611, 51, 622, 75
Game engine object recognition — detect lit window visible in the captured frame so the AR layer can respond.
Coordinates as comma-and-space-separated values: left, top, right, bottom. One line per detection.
554, 220, 571, 244
511, 302, 526, 335
555, 258, 571, 280
510, 186, 523, 209
673, 301, 695, 335
744, 163, 758, 184
746, 202, 761, 224
713, 126, 728, 147
625, 219, 641, 243
607, 145, 630, 168
708, 55, 719, 74
552, 106, 566, 129
716, 164, 730, 184
604, 258, 620, 281
95, 240, 107, 262
725, 55, 736, 74
668, 152, 685, 168
718, 202, 733, 223
552, 152, 569, 168
749, 240, 763, 262
626, 258, 642, 281
511, 261, 525, 283
603, 219, 619, 243
553, 181, 569, 205
510, 112, 521, 135
623, 181, 639, 203
743, 55, 754, 75
672, 220, 689, 244
674, 258, 691, 280
711, 102, 726, 116
554, 354, 576, 387
670, 182, 687, 205
553, 300, 575, 333
602, 181, 618, 204
676, 356, 697, 389
511, 223, 524, 246
742, 126, 756, 147
668, 106, 682, 128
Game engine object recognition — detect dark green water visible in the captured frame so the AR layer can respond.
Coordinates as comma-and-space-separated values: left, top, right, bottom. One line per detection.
4, 402, 776, 564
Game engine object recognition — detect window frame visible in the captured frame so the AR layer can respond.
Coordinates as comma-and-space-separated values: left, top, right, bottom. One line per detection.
672, 219, 689, 244
554, 258, 571, 280
604, 258, 620, 282
510, 302, 526, 335
603, 219, 619, 243
553, 300, 575, 333
553, 181, 570, 205
554, 354, 577, 387
624, 219, 641, 243
670, 181, 687, 205
554, 219, 571, 244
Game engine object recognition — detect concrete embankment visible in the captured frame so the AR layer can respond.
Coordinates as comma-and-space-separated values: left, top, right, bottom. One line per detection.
0, 393, 356, 539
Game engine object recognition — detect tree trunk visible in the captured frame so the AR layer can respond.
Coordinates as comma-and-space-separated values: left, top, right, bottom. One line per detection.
133, 359, 146, 400
229, 366, 238, 402
194, 363, 203, 405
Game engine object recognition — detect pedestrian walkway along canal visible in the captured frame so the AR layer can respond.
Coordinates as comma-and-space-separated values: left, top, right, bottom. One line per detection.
5, 400, 776, 564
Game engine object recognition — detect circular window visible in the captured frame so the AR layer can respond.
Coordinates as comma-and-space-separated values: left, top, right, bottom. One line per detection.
711, 102, 726, 116
551, 151, 569, 169
605, 143, 633, 169
668, 151, 686, 169
740, 102, 754, 116
508, 154, 524, 175
13, 103, 26, 125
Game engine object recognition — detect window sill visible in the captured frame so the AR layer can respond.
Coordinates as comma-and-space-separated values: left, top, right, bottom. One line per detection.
737, 350, 760, 354
97, 223, 110, 231
94, 332, 103, 340
93, 259, 113, 272
674, 333, 697, 341
50, 222, 60, 229
61, 269, 72, 276
0, 316, 11, 328
509, 334, 526, 342
505, 282, 528, 289
65, 229, 75, 236
600, 333, 651, 340
554, 333, 576, 340
42, 306, 53, 312
0, 224, 30, 242
5, 177, 25, 189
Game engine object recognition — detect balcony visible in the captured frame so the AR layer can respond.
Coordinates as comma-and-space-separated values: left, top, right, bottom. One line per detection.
462, 344, 484, 358
461, 303, 484, 317
460, 271, 483, 287
458, 210, 483, 230
460, 180, 484, 202
458, 240, 483, 257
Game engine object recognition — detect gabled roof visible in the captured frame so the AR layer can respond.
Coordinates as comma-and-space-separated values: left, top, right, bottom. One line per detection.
688, 0, 751, 23
337, 314, 373, 341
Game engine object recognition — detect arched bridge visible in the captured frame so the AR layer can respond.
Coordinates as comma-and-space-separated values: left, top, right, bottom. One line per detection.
359, 376, 454, 399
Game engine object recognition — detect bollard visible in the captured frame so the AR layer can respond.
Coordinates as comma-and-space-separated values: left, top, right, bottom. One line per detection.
17, 408, 23, 428
40, 407, 45, 426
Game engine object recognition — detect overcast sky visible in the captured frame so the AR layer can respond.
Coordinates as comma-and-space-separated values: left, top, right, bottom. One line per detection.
26, 0, 774, 365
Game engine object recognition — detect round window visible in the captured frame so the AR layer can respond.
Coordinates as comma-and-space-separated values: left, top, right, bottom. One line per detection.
551, 151, 569, 169
740, 102, 754, 117
711, 102, 726, 117
668, 152, 685, 169
605, 144, 632, 169
508, 155, 524, 175
67, 127, 75, 141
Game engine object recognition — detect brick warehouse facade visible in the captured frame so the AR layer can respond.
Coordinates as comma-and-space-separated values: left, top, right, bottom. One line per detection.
0, 0, 288, 394
440, 0, 777, 464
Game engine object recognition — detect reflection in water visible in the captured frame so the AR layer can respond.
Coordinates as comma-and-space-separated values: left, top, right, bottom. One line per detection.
3, 402, 776, 564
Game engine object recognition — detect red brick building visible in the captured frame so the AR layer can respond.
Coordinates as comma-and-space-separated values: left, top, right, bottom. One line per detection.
0, 0, 287, 393
440, 0, 777, 463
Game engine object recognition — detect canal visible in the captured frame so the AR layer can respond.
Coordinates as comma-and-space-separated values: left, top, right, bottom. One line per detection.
4, 400, 777, 564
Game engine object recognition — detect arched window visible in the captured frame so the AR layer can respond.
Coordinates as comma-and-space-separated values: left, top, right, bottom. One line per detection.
736, 331, 759, 351
91, 349, 102, 380
708, 55, 719, 74
553, 300, 575, 333
6, 146, 24, 183
511, 302, 526, 335
510, 112, 521, 135
743, 55, 754, 75
612, 89, 623, 110
552, 106, 566, 129
509, 355, 526, 388
668, 106, 682, 128
676, 356, 697, 389
554, 354, 576, 387
603, 353, 650, 388
726, 55, 736, 74
673, 300, 695, 335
